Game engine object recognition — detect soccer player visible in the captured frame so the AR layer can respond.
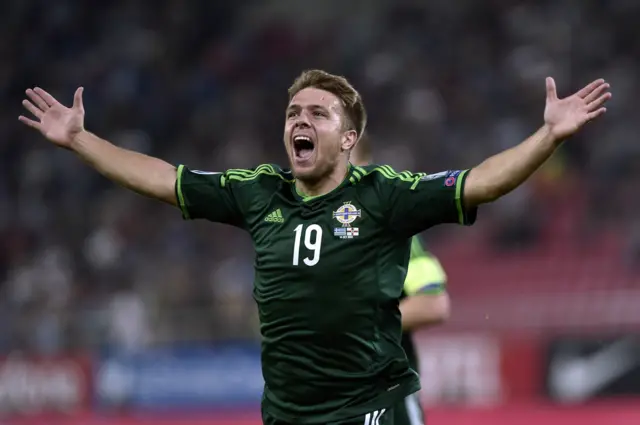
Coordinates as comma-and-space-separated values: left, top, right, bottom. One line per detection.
351, 138, 449, 425
19, 70, 610, 424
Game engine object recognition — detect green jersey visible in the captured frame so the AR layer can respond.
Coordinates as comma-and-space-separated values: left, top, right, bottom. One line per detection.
401, 237, 448, 373
175, 163, 476, 423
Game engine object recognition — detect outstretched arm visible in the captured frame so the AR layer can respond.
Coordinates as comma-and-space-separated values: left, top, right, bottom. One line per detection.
19, 87, 177, 205
71, 131, 177, 205
464, 77, 612, 207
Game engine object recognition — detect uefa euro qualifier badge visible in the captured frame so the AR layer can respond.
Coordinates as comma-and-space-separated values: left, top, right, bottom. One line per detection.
333, 202, 361, 239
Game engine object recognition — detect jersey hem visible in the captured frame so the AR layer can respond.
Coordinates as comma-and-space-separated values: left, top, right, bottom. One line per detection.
261, 376, 421, 424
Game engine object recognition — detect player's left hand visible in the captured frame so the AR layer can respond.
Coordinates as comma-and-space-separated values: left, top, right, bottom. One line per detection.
543, 77, 612, 142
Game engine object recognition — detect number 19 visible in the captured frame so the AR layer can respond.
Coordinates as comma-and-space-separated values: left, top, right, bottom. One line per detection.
292, 224, 322, 266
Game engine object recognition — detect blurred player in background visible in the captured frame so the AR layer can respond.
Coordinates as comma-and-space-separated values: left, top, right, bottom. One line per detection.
20, 69, 610, 424
352, 138, 449, 425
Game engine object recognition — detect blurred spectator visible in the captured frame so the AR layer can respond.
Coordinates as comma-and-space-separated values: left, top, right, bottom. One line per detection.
1, 0, 639, 351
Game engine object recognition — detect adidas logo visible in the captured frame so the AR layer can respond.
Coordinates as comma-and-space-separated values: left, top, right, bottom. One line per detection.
265, 208, 284, 223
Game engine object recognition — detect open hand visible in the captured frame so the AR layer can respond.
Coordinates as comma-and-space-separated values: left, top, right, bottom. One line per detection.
544, 78, 611, 142
19, 87, 85, 149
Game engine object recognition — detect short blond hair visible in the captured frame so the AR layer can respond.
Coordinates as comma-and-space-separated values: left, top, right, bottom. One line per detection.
288, 69, 367, 139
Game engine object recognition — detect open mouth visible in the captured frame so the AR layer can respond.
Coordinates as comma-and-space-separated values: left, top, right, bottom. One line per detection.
293, 135, 315, 161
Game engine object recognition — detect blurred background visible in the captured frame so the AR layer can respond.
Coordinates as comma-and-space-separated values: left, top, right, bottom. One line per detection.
1, 0, 639, 424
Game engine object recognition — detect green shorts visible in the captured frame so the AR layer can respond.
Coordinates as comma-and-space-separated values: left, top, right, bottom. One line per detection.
262, 406, 394, 425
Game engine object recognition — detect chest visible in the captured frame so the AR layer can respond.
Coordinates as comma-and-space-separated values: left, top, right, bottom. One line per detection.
248, 197, 384, 273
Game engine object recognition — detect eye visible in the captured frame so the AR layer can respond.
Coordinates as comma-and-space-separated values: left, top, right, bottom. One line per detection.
313, 110, 327, 117
287, 111, 298, 119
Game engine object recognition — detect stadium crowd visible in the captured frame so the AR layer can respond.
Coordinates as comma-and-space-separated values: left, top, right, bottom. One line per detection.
0, 0, 638, 353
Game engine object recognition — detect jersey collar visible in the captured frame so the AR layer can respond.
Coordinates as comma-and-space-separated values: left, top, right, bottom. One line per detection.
292, 163, 361, 203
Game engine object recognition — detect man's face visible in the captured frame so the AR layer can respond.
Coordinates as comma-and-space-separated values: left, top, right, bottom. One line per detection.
284, 87, 355, 182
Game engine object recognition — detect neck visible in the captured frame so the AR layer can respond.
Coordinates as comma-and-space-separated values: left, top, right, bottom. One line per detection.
351, 152, 373, 167
295, 162, 350, 198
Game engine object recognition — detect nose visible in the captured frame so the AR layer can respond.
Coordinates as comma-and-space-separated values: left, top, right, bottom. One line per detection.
294, 113, 311, 129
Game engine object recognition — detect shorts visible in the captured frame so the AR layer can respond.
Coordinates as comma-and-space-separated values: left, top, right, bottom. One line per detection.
394, 393, 425, 425
262, 406, 394, 425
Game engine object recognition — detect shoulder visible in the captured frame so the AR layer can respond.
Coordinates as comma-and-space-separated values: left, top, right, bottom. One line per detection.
221, 163, 294, 188
410, 236, 436, 260
352, 164, 425, 189
178, 163, 293, 197
405, 239, 447, 293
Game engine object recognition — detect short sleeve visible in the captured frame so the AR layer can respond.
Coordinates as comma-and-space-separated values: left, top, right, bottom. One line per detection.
175, 165, 244, 227
404, 237, 447, 296
404, 255, 447, 296
386, 169, 477, 237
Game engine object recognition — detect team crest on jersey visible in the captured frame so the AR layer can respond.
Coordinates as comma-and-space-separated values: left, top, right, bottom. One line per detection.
333, 202, 361, 239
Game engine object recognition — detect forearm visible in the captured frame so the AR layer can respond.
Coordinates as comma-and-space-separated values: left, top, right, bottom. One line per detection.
465, 125, 558, 206
400, 293, 450, 331
71, 130, 177, 205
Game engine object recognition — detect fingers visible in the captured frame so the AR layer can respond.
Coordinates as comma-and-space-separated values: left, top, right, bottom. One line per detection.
18, 115, 42, 131
546, 77, 558, 101
586, 107, 607, 122
33, 87, 59, 107
22, 99, 43, 119
26, 88, 49, 111
576, 78, 605, 99
587, 92, 612, 111
73, 87, 84, 110
583, 81, 610, 104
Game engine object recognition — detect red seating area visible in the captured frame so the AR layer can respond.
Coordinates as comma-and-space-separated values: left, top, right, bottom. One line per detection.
429, 182, 640, 333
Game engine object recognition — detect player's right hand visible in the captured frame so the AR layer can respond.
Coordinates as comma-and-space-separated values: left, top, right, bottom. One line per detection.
19, 87, 85, 149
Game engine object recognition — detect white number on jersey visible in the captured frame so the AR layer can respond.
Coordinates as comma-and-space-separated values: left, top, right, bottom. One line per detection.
292, 224, 322, 266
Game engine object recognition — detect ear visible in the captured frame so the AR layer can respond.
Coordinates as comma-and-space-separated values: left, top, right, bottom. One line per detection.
341, 129, 358, 151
